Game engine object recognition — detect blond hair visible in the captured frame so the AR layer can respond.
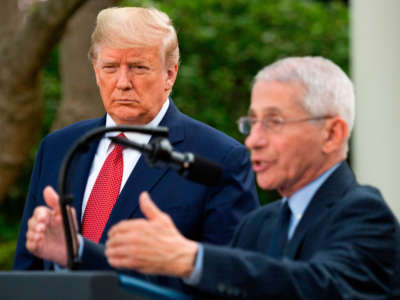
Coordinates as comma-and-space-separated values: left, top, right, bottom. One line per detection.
89, 7, 179, 68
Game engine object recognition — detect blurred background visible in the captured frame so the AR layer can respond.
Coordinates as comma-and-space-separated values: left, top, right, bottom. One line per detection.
1, 0, 397, 270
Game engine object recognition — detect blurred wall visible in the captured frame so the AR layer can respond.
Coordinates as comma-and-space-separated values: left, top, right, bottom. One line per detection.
351, 0, 400, 218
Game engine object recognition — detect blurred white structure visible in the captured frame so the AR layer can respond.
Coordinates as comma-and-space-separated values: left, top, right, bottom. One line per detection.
351, 0, 400, 218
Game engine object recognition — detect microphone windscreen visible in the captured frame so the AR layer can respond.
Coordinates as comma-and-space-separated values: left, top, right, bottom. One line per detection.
184, 155, 222, 185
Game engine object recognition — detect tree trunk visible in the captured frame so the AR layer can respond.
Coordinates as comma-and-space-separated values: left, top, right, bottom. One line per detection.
0, 0, 88, 204
52, 0, 120, 130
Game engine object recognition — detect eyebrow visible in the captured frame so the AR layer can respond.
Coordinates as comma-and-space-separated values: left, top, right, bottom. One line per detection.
248, 107, 283, 116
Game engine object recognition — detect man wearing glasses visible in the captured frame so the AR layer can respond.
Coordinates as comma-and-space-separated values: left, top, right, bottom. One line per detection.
104, 56, 400, 299
26, 56, 400, 299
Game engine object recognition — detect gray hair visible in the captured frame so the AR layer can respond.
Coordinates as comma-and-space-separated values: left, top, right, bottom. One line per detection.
254, 56, 355, 150
88, 7, 179, 68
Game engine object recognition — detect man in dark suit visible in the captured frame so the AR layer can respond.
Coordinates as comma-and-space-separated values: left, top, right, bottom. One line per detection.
14, 6, 259, 275
103, 57, 400, 299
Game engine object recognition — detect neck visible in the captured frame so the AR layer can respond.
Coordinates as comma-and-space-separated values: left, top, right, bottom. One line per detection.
279, 158, 343, 198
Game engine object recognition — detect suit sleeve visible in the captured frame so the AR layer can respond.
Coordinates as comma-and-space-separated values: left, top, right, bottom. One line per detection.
200, 145, 259, 244
13, 141, 46, 270
194, 192, 400, 299
80, 239, 175, 288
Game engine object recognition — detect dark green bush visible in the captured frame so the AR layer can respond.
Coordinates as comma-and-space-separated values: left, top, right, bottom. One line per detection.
124, 0, 349, 203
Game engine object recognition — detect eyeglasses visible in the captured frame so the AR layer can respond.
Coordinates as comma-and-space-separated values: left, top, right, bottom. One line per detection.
237, 115, 332, 135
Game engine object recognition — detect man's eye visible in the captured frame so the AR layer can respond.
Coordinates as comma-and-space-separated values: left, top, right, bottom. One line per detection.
265, 119, 282, 128
271, 119, 282, 124
133, 65, 149, 71
103, 65, 117, 71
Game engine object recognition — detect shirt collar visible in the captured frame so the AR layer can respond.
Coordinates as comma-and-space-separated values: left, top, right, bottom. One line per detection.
283, 162, 341, 221
102, 98, 170, 152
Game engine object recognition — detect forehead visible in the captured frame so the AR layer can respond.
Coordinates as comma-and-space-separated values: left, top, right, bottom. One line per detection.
249, 80, 306, 116
96, 45, 162, 63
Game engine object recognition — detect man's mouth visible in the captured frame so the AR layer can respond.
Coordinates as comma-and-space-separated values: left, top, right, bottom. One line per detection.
252, 160, 274, 173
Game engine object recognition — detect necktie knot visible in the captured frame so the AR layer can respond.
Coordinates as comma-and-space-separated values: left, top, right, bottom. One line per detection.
113, 132, 126, 151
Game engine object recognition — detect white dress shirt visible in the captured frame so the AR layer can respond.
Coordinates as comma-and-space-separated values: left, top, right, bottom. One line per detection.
80, 98, 170, 219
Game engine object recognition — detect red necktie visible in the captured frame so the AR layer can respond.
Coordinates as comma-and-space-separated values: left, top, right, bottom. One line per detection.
81, 134, 124, 242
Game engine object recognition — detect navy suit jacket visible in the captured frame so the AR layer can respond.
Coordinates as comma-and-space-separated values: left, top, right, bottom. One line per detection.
195, 162, 400, 299
13, 100, 259, 273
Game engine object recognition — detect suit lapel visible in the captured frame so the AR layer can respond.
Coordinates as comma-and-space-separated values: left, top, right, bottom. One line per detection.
285, 162, 357, 259
99, 100, 185, 242
69, 117, 105, 226
256, 202, 281, 253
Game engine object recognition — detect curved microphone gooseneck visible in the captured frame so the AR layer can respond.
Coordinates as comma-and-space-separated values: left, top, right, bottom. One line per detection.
58, 125, 169, 270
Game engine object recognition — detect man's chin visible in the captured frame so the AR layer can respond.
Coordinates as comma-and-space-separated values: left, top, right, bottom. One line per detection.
110, 112, 149, 126
256, 178, 278, 191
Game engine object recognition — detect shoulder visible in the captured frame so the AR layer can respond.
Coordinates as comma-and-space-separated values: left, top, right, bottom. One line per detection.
339, 183, 390, 214
326, 182, 399, 239
41, 117, 104, 148
182, 113, 243, 147
177, 111, 247, 163
319, 162, 394, 219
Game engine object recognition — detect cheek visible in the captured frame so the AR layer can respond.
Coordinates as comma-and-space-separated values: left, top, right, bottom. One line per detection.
257, 140, 298, 187
98, 77, 114, 96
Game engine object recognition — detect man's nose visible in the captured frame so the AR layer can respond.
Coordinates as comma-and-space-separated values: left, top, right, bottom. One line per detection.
245, 122, 268, 150
116, 67, 133, 90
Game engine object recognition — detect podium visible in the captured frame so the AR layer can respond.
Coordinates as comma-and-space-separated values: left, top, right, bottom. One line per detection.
0, 271, 193, 300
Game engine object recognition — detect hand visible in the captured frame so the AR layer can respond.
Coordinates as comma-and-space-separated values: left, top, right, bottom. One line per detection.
106, 192, 199, 277
25, 186, 77, 267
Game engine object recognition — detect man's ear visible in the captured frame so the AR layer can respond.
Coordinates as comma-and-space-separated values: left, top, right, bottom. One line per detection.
165, 64, 178, 91
322, 117, 349, 154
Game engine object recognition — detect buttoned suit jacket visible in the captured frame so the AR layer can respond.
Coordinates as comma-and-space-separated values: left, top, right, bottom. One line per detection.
195, 162, 400, 299
13, 100, 259, 273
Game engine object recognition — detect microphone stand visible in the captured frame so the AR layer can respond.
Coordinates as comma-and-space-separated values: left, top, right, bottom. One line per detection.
58, 125, 168, 270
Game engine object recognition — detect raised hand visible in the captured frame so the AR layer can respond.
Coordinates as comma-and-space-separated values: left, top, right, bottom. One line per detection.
25, 186, 76, 266
106, 191, 199, 277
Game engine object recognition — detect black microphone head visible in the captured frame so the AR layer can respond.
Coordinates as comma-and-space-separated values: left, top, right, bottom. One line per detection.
182, 155, 222, 186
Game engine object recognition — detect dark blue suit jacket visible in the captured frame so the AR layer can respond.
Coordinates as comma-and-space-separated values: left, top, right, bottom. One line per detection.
13, 100, 259, 272
195, 162, 400, 299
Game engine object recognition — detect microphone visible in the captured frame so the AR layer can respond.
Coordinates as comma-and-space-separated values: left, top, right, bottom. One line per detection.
109, 136, 222, 186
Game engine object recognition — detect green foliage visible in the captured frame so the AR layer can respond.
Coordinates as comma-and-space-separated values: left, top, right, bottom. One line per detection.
42, 47, 62, 136
123, 0, 349, 204
0, 240, 17, 270
0, 215, 19, 270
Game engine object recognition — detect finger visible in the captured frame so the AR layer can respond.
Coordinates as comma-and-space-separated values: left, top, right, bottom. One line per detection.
43, 186, 61, 214
26, 224, 44, 253
139, 192, 163, 221
108, 220, 131, 237
107, 256, 134, 270
106, 242, 132, 262
106, 246, 139, 270
108, 219, 146, 238
31, 207, 51, 229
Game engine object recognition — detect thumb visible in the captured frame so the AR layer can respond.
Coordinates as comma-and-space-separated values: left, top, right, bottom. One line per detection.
43, 186, 61, 214
139, 192, 163, 221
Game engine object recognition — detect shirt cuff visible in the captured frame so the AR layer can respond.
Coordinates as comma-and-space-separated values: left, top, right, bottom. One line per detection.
53, 263, 67, 272
182, 243, 203, 285
78, 234, 84, 259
